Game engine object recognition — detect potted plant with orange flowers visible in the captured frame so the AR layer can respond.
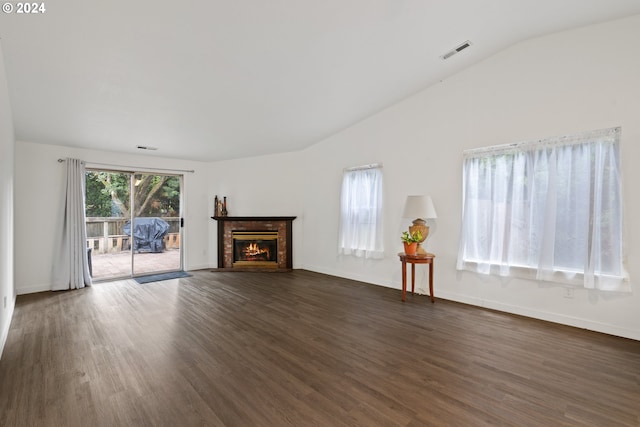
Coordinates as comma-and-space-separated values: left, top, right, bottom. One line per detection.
401, 230, 422, 256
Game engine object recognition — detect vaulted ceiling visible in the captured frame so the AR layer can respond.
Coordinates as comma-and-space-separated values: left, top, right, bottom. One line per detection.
2, 1, 640, 161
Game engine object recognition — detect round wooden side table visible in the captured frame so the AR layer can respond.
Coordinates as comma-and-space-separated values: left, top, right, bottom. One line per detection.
398, 252, 435, 303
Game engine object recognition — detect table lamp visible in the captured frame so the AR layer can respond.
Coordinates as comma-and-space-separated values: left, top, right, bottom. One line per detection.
402, 195, 437, 255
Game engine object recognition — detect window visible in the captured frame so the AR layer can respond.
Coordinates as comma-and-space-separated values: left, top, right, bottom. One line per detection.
338, 164, 384, 259
457, 127, 628, 291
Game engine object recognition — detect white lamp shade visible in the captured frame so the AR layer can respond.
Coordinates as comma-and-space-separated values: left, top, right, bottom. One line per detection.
402, 195, 437, 220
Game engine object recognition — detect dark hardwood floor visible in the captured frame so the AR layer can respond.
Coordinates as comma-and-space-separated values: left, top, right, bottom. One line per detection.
1, 270, 639, 426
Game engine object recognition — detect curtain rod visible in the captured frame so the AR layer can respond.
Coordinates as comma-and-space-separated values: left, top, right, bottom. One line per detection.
57, 158, 195, 173
344, 162, 382, 172
462, 127, 620, 158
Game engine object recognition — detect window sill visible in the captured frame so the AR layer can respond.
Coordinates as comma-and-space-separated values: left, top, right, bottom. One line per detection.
457, 259, 628, 291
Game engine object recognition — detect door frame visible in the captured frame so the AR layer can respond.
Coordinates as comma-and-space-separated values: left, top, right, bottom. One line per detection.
85, 168, 185, 281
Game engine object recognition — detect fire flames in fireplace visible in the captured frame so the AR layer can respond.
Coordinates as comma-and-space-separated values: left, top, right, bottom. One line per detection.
242, 242, 271, 260
232, 231, 278, 267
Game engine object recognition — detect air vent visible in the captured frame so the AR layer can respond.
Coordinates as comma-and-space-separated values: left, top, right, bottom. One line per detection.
441, 40, 472, 60
136, 145, 158, 151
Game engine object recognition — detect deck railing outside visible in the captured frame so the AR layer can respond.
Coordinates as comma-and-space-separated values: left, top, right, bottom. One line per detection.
86, 217, 180, 254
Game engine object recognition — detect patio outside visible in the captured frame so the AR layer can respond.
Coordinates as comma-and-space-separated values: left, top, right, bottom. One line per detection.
90, 248, 181, 281
87, 217, 182, 281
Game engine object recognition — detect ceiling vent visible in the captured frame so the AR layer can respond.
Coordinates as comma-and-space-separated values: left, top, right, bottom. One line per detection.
136, 145, 158, 151
441, 40, 472, 60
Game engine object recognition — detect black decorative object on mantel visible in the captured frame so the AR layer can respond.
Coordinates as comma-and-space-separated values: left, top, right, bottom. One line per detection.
213, 195, 229, 217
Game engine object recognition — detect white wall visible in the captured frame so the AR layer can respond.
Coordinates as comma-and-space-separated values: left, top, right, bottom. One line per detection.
13, 143, 307, 294
14, 142, 211, 294
10, 15, 640, 341
300, 15, 640, 340
0, 43, 16, 358
207, 151, 305, 268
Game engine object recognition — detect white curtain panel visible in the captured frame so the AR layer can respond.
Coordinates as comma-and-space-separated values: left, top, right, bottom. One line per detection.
52, 158, 92, 290
457, 127, 628, 292
338, 166, 384, 259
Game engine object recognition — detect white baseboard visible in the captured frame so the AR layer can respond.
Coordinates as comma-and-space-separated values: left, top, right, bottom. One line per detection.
302, 264, 397, 289
428, 290, 640, 341
16, 268, 639, 342
301, 266, 639, 342
0, 297, 15, 361
16, 283, 50, 295
184, 263, 211, 271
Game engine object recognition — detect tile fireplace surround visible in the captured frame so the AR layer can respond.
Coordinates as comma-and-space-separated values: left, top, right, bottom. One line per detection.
212, 216, 296, 270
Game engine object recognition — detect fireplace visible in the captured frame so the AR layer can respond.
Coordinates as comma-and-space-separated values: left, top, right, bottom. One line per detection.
212, 216, 296, 270
232, 231, 278, 268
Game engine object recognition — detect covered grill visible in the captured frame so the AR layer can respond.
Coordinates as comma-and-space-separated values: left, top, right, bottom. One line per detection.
123, 217, 170, 253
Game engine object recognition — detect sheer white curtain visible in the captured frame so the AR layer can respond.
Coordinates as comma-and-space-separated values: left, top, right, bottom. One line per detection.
457, 127, 628, 291
52, 158, 92, 290
338, 165, 384, 259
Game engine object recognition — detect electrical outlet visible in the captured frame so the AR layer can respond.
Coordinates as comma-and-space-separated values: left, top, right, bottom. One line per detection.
563, 287, 574, 299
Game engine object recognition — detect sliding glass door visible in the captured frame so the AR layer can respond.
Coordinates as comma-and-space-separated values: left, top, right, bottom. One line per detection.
131, 173, 181, 275
85, 170, 183, 281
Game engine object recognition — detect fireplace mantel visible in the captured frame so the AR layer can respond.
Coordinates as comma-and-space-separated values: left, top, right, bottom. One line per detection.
212, 216, 297, 222
212, 216, 296, 270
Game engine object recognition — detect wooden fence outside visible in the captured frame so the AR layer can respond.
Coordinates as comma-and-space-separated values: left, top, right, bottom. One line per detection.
86, 217, 180, 254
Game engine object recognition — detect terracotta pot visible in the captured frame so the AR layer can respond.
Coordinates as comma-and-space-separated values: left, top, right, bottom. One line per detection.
403, 242, 417, 255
